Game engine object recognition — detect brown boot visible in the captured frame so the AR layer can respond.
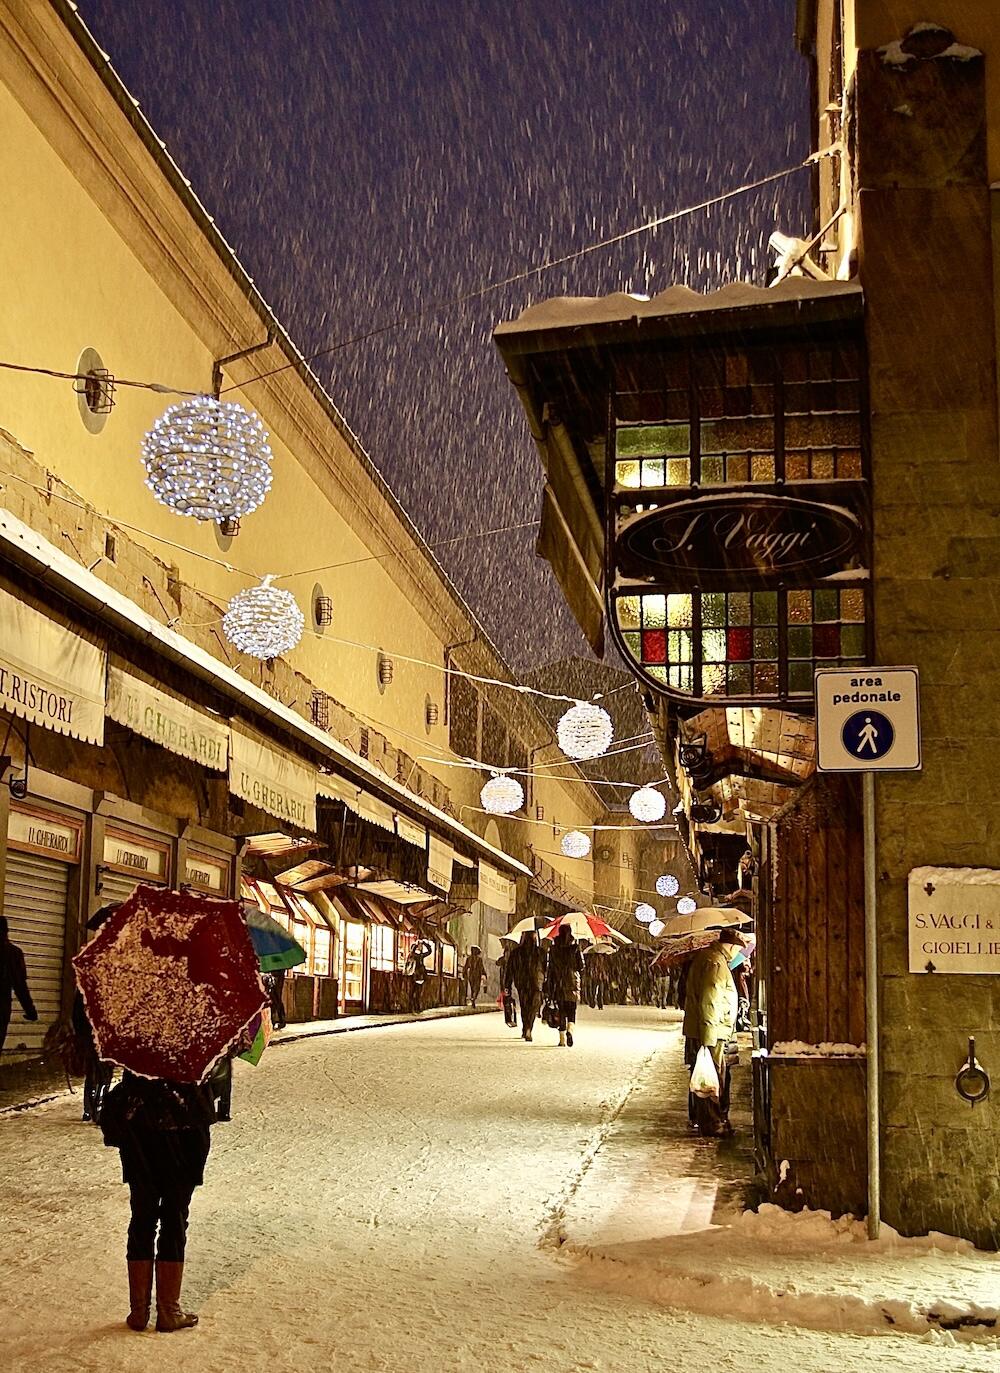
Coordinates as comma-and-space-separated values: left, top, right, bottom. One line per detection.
154, 1260, 198, 1332
125, 1259, 153, 1331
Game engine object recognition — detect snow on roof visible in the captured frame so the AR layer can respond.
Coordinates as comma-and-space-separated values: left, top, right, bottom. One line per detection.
495, 277, 862, 337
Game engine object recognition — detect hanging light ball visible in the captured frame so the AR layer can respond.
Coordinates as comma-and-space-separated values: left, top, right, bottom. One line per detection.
480, 771, 524, 815
629, 786, 667, 823
142, 396, 273, 521
635, 902, 656, 924
648, 918, 666, 937
561, 830, 591, 860
223, 575, 304, 659
677, 896, 698, 916
557, 700, 614, 760
656, 873, 680, 898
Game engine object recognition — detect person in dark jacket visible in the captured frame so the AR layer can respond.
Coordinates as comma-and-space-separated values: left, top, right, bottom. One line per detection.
462, 946, 486, 1007
408, 938, 432, 1013
545, 925, 586, 1047
507, 932, 546, 1042
0, 915, 37, 1055
100, 1072, 217, 1333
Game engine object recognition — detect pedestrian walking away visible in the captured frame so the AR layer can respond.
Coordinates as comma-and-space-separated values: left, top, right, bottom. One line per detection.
406, 939, 433, 1013
507, 930, 546, 1041
545, 925, 586, 1047
462, 945, 486, 1007
0, 914, 38, 1056
682, 922, 744, 1137
99, 1071, 218, 1333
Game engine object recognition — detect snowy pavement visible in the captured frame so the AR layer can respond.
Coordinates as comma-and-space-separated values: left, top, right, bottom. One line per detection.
1, 1006, 997, 1373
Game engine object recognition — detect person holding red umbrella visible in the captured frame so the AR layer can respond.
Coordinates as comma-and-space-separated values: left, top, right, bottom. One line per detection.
74, 884, 267, 1334
99, 1071, 217, 1331
545, 923, 586, 1048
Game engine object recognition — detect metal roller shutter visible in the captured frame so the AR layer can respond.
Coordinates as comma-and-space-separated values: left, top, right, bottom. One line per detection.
97, 871, 147, 909
3, 850, 70, 1051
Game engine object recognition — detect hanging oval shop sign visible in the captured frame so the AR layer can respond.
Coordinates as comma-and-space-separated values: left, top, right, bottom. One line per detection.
615, 494, 865, 584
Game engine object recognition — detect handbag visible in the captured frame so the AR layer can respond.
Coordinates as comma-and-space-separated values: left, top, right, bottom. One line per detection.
503, 993, 517, 1027
542, 999, 560, 1030
690, 1045, 721, 1101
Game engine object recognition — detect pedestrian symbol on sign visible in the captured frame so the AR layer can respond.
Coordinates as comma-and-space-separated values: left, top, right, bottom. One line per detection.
842, 709, 895, 761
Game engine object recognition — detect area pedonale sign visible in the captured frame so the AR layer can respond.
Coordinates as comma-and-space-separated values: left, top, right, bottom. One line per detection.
615, 494, 866, 586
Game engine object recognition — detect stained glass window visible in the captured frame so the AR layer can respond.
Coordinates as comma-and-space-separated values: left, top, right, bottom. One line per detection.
609, 335, 868, 703
613, 585, 867, 701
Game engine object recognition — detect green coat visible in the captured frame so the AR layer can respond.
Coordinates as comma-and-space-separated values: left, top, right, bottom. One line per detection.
682, 942, 738, 1046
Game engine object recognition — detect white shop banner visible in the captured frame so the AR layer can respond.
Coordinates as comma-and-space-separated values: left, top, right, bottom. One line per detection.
478, 860, 516, 915
396, 813, 427, 850
427, 833, 454, 892
106, 664, 229, 770
0, 587, 105, 744
229, 727, 317, 831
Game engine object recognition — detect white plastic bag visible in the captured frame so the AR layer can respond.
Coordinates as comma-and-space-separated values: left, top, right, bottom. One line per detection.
690, 1045, 721, 1101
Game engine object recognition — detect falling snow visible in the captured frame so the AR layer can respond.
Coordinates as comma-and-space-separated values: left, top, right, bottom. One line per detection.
76, 0, 811, 667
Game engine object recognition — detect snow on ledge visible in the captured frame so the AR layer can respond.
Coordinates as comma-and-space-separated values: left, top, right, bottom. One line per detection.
770, 1040, 866, 1058
879, 23, 982, 67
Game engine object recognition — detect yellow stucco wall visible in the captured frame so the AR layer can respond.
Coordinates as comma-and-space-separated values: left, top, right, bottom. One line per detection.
0, 27, 616, 897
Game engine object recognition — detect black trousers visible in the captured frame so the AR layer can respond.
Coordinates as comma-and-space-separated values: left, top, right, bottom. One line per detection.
517, 988, 541, 1035
127, 1181, 195, 1262
557, 999, 577, 1032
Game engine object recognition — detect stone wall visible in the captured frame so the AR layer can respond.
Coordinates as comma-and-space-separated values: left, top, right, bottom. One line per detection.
856, 40, 1000, 1247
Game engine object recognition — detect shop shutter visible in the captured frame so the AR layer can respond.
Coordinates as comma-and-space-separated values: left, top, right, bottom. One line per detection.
3, 850, 70, 1051
97, 871, 147, 909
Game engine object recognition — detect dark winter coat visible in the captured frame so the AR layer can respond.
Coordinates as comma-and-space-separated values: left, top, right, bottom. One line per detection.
0, 938, 35, 1019
509, 941, 546, 996
463, 952, 486, 990
546, 935, 586, 1003
100, 1072, 217, 1191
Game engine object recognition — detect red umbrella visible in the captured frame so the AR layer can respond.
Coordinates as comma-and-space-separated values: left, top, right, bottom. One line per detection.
73, 884, 267, 1083
542, 911, 632, 946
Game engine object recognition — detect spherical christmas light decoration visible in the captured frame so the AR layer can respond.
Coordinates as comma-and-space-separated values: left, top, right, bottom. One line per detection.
648, 918, 666, 937
656, 873, 680, 898
480, 771, 524, 816
676, 896, 698, 916
629, 786, 667, 823
635, 902, 656, 924
557, 700, 614, 761
223, 575, 304, 659
142, 396, 273, 521
561, 829, 592, 859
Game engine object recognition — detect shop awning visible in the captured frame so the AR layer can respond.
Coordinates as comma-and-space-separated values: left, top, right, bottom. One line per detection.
242, 832, 319, 859
0, 583, 106, 745
355, 878, 438, 905
230, 725, 318, 831
0, 506, 531, 881
107, 660, 228, 769
273, 858, 343, 891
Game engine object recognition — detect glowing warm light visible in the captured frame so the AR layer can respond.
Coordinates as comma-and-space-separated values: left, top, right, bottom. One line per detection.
561, 830, 591, 859
142, 396, 273, 521
635, 903, 656, 923
656, 873, 680, 897
223, 576, 304, 658
480, 772, 524, 815
677, 896, 697, 916
648, 918, 666, 936
557, 701, 613, 760
629, 786, 667, 822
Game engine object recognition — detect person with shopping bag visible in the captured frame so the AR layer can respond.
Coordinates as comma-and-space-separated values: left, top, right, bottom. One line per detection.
682, 919, 744, 1136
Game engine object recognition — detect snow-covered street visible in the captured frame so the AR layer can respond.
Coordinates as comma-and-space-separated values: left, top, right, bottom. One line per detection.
2, 1007, 996, 1372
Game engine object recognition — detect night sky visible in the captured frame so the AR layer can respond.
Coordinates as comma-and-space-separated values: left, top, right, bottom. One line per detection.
78, 0, 811, 669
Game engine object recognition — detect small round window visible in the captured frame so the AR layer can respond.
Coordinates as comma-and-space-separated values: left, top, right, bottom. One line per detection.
76, 347, 113, 434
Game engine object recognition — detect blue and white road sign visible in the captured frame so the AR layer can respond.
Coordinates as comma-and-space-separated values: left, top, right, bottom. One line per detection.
842, 709, 895, 761
815, 666, 921, 772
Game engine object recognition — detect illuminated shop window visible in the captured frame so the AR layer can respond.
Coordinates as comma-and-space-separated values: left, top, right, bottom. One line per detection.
370, 923, 396, 971
613, 586, 867, 702
442, 944, 457, 977
312, 925, 332, 977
